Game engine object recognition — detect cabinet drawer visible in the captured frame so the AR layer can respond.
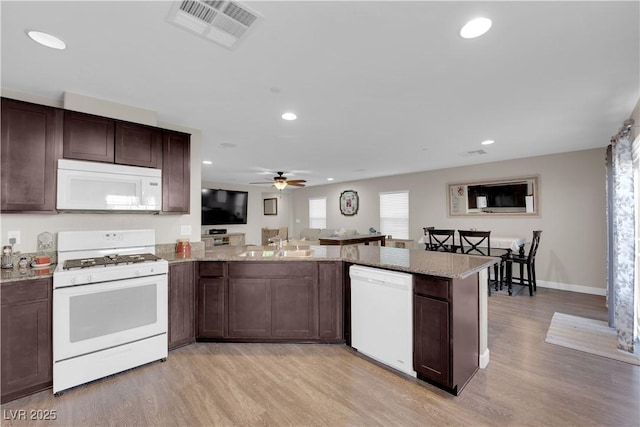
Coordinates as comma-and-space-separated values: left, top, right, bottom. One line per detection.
199, 262, 224, 277
228, 262, 315, 278
414, 275, 449, 300
1, 279, 50, 305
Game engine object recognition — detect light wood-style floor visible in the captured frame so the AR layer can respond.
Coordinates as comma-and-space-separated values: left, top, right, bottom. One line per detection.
2, 288, 639, 426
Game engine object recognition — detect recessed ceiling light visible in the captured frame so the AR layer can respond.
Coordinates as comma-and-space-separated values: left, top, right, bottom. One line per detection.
281, 112, 297, 121
460, 17, 492, 39
481, 140, 495, 145
27, 30, 66, 50
327, 177, 334, 181
202, 160, 212, 165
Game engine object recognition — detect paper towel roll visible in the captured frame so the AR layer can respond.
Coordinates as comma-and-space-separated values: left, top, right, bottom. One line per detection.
477, 196, 487, 209
525, 196, 534, 213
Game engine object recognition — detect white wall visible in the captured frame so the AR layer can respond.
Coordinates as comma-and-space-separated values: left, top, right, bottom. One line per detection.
0, 91, 202, 251
291, 148, 607, 293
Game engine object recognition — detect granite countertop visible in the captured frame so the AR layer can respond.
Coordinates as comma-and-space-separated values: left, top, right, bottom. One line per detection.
163, 245, 499, 279
0, 245, 498, 284
1, 264, 57, 283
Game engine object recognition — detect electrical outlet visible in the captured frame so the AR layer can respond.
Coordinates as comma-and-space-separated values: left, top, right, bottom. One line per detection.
180, 225, 192, 236
7, 231, 20, 245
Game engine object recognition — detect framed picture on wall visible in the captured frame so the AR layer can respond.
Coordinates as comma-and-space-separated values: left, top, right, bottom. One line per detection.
264, 198, 277, 215
339, 190, 359, 216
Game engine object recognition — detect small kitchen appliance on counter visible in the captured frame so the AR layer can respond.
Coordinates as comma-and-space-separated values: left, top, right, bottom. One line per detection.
53, 229, 168, 395
2, 245, 13, 269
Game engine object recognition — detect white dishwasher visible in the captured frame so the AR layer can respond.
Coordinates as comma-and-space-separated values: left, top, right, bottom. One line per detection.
350, 265, 416, 377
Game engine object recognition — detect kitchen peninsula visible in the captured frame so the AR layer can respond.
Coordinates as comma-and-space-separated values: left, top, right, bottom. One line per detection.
166, 244, 497, 394
1, 245, 497, 400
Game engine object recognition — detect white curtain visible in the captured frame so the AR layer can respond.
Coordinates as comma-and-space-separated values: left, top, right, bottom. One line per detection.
608, 133, 637, 353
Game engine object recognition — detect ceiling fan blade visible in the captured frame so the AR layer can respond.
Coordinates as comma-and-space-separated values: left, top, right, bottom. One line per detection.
286, 179, 306, 184
287, 182, 306, 187
249, 182, 273, 184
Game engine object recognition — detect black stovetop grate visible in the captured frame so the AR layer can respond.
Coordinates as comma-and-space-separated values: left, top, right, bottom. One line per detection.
62, 253, 162, 270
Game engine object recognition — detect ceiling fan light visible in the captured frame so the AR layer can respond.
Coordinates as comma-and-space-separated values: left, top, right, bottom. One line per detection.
274, 181, 288, 190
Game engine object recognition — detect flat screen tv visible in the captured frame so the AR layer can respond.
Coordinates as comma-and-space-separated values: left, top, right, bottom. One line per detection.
201, 189, 248, 225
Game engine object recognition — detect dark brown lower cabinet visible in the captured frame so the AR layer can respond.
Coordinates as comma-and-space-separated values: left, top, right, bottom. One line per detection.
198, 261, 342, 343
228, 278, 270, 338
227, 262, 318, 340
168, 262, 195, 350
1, 279, 52, 403
413, 273, 479, 395
413, 295, 449, 385
318, 261, 343, 340
197, 262, 226, 339
271, 277, 317, 338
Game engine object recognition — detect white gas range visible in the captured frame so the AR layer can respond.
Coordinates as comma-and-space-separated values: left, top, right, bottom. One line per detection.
53, 229, 168, 395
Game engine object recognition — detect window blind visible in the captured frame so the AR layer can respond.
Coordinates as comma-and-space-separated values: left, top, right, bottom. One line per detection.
309, 197, 327, 229
380, 191, 409, 239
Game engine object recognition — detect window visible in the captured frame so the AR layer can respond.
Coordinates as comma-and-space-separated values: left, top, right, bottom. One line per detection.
309, 197, 326, 229
380, 191, 409, 239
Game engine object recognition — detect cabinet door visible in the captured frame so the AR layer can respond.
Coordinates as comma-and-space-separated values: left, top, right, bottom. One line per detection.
115, 121, 162, 168
168, 262, 195, 349
1, 279, 52, 403
63, 111, 115, 162
318, 262, 343, 340
162, 131, 190, 213
271, 278, 318, 338
1, 98, 62, 212
413, 295, 450, 386
197, 278, 226, 339
228, 278, 270, 338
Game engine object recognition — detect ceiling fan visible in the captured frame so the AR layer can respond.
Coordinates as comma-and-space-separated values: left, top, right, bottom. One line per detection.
250, 172, 306, 190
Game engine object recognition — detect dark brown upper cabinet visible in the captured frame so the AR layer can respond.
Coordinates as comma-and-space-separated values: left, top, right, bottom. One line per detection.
64, 110, 164, 168
63, 110, 115, 163
115, 121, 162, 168
1, 98, 63, 213
162, 130, 191, 213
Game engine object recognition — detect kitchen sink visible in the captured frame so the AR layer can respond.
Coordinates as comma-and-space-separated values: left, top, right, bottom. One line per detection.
238, 250, 276, 257
237, 249, 313, 258
279, 249, 314, 257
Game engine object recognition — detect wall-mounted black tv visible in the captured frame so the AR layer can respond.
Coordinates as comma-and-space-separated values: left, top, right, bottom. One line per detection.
201, 189, 248, 225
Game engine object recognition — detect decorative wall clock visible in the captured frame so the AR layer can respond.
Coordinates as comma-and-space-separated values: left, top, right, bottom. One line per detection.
339, 190, 359, 216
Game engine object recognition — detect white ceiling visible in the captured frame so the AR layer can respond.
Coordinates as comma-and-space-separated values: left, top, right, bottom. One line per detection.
2, 1, 639, 188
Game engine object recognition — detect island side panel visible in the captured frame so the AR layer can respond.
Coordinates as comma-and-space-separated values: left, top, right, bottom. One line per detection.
451, 272, 479, 392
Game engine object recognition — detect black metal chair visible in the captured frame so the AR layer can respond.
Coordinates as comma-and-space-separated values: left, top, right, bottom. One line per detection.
509, 230, 542, 296
426, 229, 457, 252
422, 227, 434, 250
458, 230, 503, 296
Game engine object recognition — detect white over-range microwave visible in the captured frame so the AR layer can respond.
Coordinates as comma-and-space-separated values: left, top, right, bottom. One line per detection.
57, 159, 162, 212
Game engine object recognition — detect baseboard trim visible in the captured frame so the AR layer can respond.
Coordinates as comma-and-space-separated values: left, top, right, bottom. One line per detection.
537, 280, 606, 296
479, 349, 490, 369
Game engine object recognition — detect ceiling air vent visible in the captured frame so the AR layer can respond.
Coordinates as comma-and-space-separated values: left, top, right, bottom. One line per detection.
458, 149, 488, 157
167, 0, 262, 50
